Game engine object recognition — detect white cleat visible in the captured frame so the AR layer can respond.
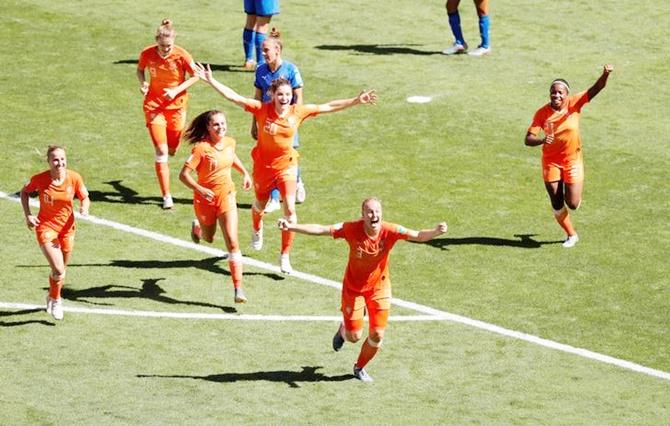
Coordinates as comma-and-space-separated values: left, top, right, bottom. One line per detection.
162, 194, 174, 210
562, 234, 579, 248
296, 180, 306, 204
251, 228, 263, 251
353, 365, 374, 382
442, 42, 468, 55
45, 295, 53, 314
467, 45, 491, 56
51, 298, 64, 320
263, 198, 281, 213
234, 288, 248, 304
279, 254, 293, 274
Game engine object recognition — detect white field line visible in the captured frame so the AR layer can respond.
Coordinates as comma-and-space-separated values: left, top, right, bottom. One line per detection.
2, 191, 669, 382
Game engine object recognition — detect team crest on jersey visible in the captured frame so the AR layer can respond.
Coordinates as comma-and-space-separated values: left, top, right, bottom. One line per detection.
356, 239, 385, 258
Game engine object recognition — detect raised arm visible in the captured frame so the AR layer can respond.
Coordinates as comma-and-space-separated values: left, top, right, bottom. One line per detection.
406, 222, 448, 243
277, 218, 331, 236
316, 90, 377, 114
193, 63, 261, 110
587, 64, 614, 101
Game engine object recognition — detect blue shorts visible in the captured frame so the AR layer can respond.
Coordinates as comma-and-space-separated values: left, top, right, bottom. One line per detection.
244, 0, 280, 17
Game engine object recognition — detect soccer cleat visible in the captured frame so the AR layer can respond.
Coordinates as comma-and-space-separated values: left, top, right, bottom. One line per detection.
296, 180, 306, 204
279, 254, 293, 274
467, 45, 491, 56
51, 298, 64, 320
45, 295, 53, 314
353, 365, 374, 382
243, 60, 256, 70
562, 234, 579, 248
162, 194, 174, 210
442, 42, 468, 55
191, 219, 202, 244
332, 324, 345, 352
234, 288, 248, 304
251, 227, 263, 251
263, 198, 281, 213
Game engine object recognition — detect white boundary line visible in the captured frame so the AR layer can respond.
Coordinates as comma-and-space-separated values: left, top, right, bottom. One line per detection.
2, 191, 669, 382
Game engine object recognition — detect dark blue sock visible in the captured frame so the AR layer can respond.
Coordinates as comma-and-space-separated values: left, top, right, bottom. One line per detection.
243, 28, 254, 62
479, 15, 490, 48
448, 11, 465, 46
255, 31, 267, 65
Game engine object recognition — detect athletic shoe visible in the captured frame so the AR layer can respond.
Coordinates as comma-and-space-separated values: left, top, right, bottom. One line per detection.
45, 295, 53, 314
279, 254, 293, 274
442, 42, 468, 55
191, 219, 201, 244
251, 227, 263, 251
243, 60, 256, 70
296, 180, 306, 204
562, 234, 579, 248
353, 365, 374, 382
467, 45, 491, 56
234, 288, 247, 304
264, 198, 281, 213
332, 323, 345, 352
51, 298, 64, 320
162, 194, 174, 210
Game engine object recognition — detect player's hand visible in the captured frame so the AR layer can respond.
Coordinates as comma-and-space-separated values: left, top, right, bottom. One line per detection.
242, 173, 252, 191
193, 62, 213, 82
544, 133, 554, 145
603, 64, 614, 74
140, 82, 149, 96
436, 222, 448, 235
277, 218, 290, 231
163, 87, 178, 100
26, 215, 40, 229
79, 207, 89, 217
199, 188, 215, 202
358, 90, 377, 105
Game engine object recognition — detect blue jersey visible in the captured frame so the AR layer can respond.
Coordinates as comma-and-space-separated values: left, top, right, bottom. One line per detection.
254, 60, 303, 103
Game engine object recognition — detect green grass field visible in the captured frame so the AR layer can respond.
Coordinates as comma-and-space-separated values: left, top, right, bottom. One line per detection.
1, 0, 669, 423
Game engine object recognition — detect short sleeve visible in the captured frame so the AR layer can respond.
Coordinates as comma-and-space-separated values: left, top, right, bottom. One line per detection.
184, 145, 203, 170
571, 90, 590, 113
330, 222, 345, 239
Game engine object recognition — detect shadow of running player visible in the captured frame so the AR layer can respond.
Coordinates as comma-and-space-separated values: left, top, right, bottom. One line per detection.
137, 366, 354, 388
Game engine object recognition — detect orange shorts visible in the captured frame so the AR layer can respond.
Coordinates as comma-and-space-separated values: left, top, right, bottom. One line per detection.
542, 156, 584, 184
252, 165, 298, 201
144, 108, 187, 132
193, 189, 237, 226
341, 286, 391, 333
36, 224, 75, 253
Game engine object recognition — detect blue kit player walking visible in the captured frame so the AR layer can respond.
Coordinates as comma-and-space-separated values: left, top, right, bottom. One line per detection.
242, 0, 280, 69
442, 0, 491, 56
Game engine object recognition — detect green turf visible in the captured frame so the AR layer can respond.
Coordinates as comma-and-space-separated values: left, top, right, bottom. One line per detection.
1, 0, 669, 423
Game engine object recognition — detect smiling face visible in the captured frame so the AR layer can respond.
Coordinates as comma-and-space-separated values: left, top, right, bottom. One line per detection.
549, 83, 569, 111
272, 83, 293, 110
206, 113, 227, 142
156, 35, 175, 58
47, 148, 67, 174
361, 198, 383, 236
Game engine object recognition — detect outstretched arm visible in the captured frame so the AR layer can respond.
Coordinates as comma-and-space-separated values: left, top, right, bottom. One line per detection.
406, 222, 448, 243
316, 90, 377, 114
277, 218, 331, 236
587, 64, 614, 101
193, 63, 261, 109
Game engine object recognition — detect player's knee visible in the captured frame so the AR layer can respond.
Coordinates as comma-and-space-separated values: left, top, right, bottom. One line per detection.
50, 269, 66, 281
368, 329, 385, 344
567, 199, 581, 210
346, 330, 363, 343
155, 153, 168, 164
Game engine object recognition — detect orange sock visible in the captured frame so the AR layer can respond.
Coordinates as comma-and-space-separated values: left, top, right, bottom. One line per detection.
49, 276, 63, 300
281, 229, 295, 255
553, 207, 576, 236
251, 206, 264, 232
355, 337, 381, 369
154, 161, 170, 197
228, 252, 243, 289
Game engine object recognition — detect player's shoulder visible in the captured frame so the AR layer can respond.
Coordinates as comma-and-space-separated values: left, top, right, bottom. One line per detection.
66, 169, 84, 182
224, 135, 237, 147
139, 44, 157, 57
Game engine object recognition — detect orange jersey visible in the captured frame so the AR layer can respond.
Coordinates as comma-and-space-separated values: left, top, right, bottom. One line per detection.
23, 170, 88, 232
331, 220, 409, 294
138, 44, 195, 111
184, 137, 237, 194
528, 90, 590, 163
245, 103, 319, 170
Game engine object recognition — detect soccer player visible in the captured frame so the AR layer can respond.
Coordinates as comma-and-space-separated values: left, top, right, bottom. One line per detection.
20, 146, 90, 321
252, 28, 306, 213
179, 110, 252, 303
194, 62, 376, 274
137, 19, 199, 209
442, 0, 491, 56
277, 198, 447, 382
525, 65, 614, 248
242, 0, 280, 69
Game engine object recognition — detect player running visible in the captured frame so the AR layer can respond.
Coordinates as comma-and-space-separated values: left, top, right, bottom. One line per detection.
179, 110, 252, 303
277, 198, 447, 382
20, 146, 90, 321
194, 62, 376, 274
137, 19, 199, 209
525, 64, 614, 248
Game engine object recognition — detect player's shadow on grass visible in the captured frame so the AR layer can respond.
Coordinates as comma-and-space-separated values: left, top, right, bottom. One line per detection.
61, 278, 236, 312
138, 366, 353, 388
426, 234, 563, 250
315, 43, 440, 56
113, 59, 251, 73
88, 180, 252, 210
0, 308, 55, 327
